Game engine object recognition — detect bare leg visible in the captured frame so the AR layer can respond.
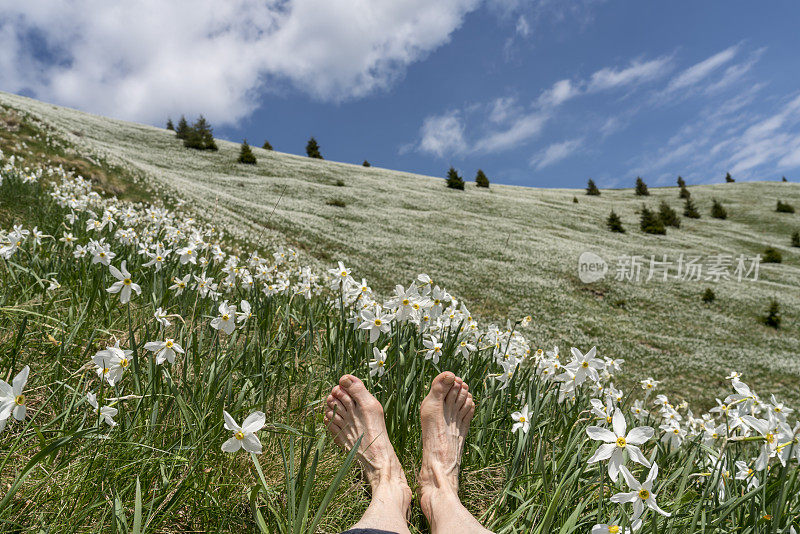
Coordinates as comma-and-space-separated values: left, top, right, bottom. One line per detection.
418, 372, 493, 534
324, 374, 412, 534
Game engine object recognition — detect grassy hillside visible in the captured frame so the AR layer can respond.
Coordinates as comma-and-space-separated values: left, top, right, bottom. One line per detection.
1, 91, 799, 407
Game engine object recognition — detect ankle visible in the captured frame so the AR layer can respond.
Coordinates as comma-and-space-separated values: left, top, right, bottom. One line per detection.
419, 484, 459, 520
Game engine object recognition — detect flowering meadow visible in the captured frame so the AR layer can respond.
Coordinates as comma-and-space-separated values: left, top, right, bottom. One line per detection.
2, 90, 798, 410
1, 144, 799, 533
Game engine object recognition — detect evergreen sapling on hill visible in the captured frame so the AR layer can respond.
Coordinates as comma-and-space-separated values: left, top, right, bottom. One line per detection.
306, 137, 323, 159
166, 118, 174, 131
725, 172, 735, 183
262, 140, 273, 150
607, 210, 625, 233
683, 197, 700, 219
659, 201, 681, 228
776, 200, 795, 213
237, 139, 256, 164
635, 176, 649, 196
362, 160, 371, 167
184, 116, 217, 151
640, 205, 666, 234
762, 247, 782, 263
792, 231, 800, 248
677, 176, 686, 188
711, 198, 728, 219
475, 169, 490, 188
446, 167, 465, 190
175, 115, 189, 140
586, 178, 600, 196
679, 185, 691, 199
702, 288, 716, 303
763, 300, 781, 329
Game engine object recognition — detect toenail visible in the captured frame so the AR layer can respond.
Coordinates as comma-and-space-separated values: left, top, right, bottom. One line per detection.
340, 376, 353, 388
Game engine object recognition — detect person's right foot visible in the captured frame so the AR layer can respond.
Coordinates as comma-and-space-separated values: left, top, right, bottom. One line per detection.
418, 371, 475, 505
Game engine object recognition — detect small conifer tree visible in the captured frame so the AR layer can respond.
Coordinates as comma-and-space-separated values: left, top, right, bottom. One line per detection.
607, 210, 625, 233
175, 115, 189, 139
679, 185, 691, 199
792, 231, 800, 248
683, 197, 700, 219
711, 198, 728, 219
573, 196, 579, 204
677, 176, 686, 188
586, 178, 600, 196
659, 201, 681, 228
763, 247, 782, 263
475, 169, 490, 188
776, 200, 795, 213
702, 288, 716, 303
725, 172, 735, 183
635, 176, 649, 196
306, 137, 323, 159
782, 176, 788, 182
262, 140, 273, 150
362, 160, 371, 167
640, 205, 666, 234
166, 118, 175, 131
184, 115, 217, 150
763, 300, 781, 329
238, 139, 256, 164
446, 167, 465, 190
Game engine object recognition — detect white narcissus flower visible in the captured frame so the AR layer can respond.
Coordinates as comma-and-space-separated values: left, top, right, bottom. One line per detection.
610, 464, 671, 521
423, 336, 443, 364
369, 347, 388, 377
154, 307, 171, 327
211, 301, 237, 335
511, 404, 530, 434
358, 307, 392, 343
236, 300, 253, 325
591, 521, 641, 534
143, 339, 184, 365
587, 408, 653, 482
86, 392, 118, 427
222, 410, 266, 453
0, 365, 30, 431
566, 346, 605, 385
106, 260, 141, 304
92, 343, 132, 387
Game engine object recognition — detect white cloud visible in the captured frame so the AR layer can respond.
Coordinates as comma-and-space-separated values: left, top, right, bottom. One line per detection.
537, 79, 580, 108
530, 138, 582, 169
515, 15, 531, 37
664, 45, 738, 93
588, 57, 672, 92
0, 0, 480, 125
474, 112, 548, 153
418, 112, 467, 157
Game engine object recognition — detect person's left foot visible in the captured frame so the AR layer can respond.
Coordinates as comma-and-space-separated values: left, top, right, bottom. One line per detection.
325, 374, 411, 513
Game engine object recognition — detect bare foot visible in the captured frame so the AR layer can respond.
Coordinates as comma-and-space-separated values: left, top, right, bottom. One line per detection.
324, 374, 411, 515
418, 371, 475, 510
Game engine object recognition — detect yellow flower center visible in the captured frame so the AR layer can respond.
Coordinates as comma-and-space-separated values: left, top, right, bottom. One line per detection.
374, 319, 382, 326
166, 340, 173, 348
402, 298, 410, 305
519, 416, 526, 423
15, 394, 25, 406
582, 361, 589, 368
235, 431, 244, 440
616, 437, 627, 448
638, 489, 650, 500
123, 278, 132, 285
766, 433, 775, 444
120, 358, 129, 368
103, 367, 110, 374
156, 256, 162, 261
609, 527, 620, 534
378, 361, 384, 367
222, 314, 229, 321
673, 428, 680, 434
606, 416, 613, 424
99, 252, 106, 257
340, 271, 347, 277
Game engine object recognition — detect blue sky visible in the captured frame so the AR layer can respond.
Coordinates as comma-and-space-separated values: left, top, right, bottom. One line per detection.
3, 1, 800, 188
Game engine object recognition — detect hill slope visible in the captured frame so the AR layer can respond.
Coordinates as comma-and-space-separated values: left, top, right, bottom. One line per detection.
2, 90, 799, 405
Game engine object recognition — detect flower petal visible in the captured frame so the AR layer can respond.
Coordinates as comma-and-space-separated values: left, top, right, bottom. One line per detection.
625, 426, 654, 445
242, 411, 266, 433
587, 426, 616, 442
588, 443, 616, 464
612, 408, 626, 438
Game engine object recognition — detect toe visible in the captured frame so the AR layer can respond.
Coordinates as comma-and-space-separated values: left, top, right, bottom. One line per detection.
430, 371, 456, 399
445, 381, 461, 405
459, 396, 475, 423
332, 386, 354, 413
325, 409, 345, 426
455, 383, 469, 409
339, 374, 376, 407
